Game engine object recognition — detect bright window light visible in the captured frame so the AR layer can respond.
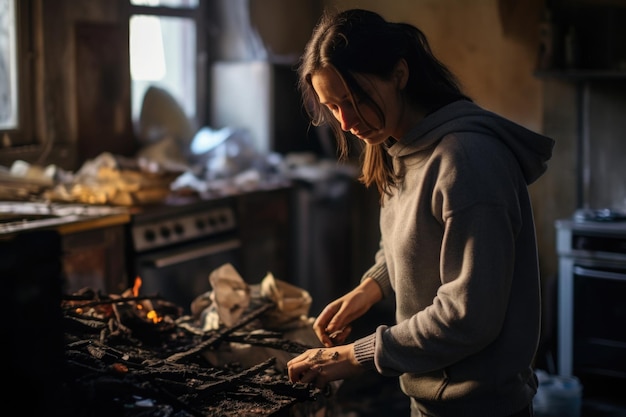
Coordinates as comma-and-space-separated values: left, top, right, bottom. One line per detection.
130, 16, 166, 81
131, 0, 198, 8
129, 15, 196, 124
0, 0, 18, 129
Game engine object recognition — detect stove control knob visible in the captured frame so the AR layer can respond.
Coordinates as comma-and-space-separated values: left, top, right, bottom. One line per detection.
173, 223, 184, 236
208, 216, 218, 228
160, 226, 171, 239
196, 218, 206, 230
144, 229, 156, 242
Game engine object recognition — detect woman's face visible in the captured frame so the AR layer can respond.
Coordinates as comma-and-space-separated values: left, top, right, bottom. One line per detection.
311, 65, 410, 145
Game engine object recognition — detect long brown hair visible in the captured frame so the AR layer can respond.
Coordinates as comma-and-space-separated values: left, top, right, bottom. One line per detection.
298, 9, 468, 200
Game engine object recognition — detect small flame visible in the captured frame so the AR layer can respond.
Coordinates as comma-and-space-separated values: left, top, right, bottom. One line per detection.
132, 276, 161, 323
132, 276, 142, 297
147, 310, 162, 324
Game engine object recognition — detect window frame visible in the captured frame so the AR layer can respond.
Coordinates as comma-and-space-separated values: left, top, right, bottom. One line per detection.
128, 1, 208, 130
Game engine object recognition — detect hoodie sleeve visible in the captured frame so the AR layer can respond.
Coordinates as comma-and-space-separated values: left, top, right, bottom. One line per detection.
353, 333, 378, 370
361, 240, 393, 298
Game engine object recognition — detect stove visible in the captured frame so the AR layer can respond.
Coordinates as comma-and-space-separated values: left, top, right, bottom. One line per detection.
130, 202, 237, 252
128, 197, 243, 314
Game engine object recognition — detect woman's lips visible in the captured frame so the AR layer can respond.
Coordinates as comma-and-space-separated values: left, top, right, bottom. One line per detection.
353, 130, 372, 139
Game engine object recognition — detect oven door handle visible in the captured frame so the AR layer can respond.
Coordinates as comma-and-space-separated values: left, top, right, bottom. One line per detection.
144, 238, 242, 268
573, 265, 626, 282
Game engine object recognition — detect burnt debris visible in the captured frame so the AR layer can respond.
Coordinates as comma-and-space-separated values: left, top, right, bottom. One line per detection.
49, 287, 326, 417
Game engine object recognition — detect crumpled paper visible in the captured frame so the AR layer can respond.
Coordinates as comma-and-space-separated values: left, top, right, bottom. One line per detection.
198, 266, 318, 372
189, 264, 312, 332
43, 152, 180, 206
260, 272, 312, 329
207, 263, 251, 327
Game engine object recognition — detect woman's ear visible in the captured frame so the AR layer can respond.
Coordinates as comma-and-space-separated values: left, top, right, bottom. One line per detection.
394, 58, 409, 89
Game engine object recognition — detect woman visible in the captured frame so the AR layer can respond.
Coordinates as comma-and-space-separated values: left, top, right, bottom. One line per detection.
286, 8, 554, 417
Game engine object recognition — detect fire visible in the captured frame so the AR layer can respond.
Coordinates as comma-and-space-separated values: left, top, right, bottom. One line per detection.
133, 276, 162, 324
133, 276, 142, 297
147, 310, 161, 323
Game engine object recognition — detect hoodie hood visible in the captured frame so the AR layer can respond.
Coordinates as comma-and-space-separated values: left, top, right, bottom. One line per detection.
388, 100, 555, 185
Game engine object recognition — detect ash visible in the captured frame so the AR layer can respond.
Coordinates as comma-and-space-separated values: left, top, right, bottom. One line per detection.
50, 287, 329, 417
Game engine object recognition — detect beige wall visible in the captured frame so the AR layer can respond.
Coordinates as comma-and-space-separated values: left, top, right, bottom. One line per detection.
321, 0, 544, 130
250, 0, 323, 60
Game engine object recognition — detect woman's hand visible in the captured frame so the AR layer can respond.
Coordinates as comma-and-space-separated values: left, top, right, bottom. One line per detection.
314, 277, 383, 347
287, 344, 363, 389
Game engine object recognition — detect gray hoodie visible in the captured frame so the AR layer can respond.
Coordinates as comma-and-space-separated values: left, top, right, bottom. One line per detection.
353, 100, 555, 417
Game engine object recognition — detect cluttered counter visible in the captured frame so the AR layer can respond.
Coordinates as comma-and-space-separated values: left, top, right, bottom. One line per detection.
0, 147, 297, 239
0, 147, 304, 298
0, 153, 165, 240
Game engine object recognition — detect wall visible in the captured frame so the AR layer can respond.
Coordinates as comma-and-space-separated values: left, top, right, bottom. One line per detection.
249, 0, 323, 59
313, 1, 565, 280
321, 0, 544, 129
585, 82, 626, 209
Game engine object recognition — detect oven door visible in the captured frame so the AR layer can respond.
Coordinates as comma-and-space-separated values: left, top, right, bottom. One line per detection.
573, 263, 626, 379
134, 236, 242, 314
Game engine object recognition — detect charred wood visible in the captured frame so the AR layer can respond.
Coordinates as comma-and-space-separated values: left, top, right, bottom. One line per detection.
56, 288, 326, 417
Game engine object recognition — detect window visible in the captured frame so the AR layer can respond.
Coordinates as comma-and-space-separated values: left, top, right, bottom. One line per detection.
0, 0, 37, 150
129, 0, 206, 137
0, 0, 208, 167
0, 0, 18, 130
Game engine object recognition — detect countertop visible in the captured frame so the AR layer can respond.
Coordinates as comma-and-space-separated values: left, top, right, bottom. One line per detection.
0, 201, 131, 238
0, 183, 294, 239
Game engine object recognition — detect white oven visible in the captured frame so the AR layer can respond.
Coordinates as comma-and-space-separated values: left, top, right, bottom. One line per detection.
555, 218, 626, 383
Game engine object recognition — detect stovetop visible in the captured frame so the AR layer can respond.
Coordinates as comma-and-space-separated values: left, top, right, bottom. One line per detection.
129, 196, 239, 253
573, 208, 626, 223
556, 208, 626, 239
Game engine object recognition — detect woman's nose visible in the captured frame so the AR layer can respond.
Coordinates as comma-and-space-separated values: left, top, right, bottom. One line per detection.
337, 106, 359, 132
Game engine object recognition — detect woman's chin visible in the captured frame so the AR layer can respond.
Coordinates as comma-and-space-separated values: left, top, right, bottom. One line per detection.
360, 135, 388, 146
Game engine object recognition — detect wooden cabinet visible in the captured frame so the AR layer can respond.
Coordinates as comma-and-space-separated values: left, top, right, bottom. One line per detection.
62, 224, 129, 294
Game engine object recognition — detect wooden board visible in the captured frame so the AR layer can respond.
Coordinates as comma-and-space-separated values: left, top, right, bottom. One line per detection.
74, 22, 137, 161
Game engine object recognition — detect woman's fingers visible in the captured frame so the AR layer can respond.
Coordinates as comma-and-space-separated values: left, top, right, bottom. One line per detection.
287, 345, 359, 389
288, 349, 326, 385
329, 326, 352, 345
